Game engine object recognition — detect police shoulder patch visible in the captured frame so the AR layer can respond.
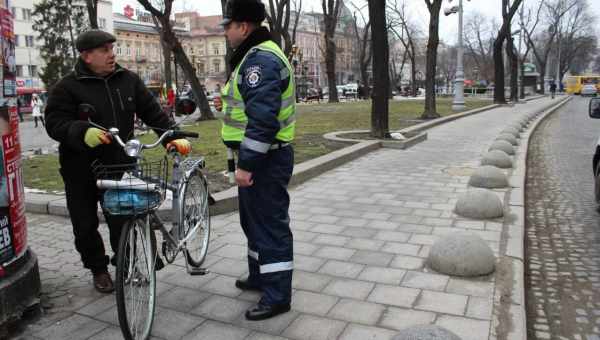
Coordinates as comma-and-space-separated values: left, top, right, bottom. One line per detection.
245, 65, 262, 88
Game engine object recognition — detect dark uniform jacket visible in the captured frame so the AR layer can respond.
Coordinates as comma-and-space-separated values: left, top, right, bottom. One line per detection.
45, 59, 174, 172
226, 27, 290, 172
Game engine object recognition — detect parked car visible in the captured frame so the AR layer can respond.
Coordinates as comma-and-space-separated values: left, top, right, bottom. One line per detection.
581, 84, 598, 96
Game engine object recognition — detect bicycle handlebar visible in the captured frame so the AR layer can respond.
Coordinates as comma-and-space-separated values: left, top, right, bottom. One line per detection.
106, 127, 197, 151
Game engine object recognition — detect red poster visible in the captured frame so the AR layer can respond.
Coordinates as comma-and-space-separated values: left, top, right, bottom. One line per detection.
2, 105, 25, 257
0, 9, 14, 42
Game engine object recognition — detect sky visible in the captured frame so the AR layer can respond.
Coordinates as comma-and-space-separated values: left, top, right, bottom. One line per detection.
111, 0, 600, 44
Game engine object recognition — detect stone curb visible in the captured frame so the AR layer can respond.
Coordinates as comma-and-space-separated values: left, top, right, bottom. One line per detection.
493, 95, 572, 340
25, 140, 381, 220
24, 95, 547, 221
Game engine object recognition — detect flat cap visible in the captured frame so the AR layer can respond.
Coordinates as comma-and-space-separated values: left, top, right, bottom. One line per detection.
220, 0, 266, 26
76, 30, 116, 52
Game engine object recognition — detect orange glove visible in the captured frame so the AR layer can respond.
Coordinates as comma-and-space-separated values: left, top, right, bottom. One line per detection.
167, 139, 191, 155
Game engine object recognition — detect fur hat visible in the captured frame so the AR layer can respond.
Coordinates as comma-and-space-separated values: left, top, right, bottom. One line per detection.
220, 0, 266, 26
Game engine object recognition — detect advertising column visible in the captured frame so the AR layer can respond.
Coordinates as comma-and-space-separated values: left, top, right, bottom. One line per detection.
0, 0, 41, 327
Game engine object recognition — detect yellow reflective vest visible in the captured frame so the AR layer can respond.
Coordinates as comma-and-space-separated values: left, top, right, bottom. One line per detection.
219, 40, 296, 143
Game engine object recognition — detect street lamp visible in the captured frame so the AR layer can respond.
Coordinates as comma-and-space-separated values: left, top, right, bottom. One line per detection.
445, 0, 470, 112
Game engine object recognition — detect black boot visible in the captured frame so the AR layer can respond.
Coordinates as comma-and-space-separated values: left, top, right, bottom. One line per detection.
235, 278, 261, 292
245, 302, 291, 321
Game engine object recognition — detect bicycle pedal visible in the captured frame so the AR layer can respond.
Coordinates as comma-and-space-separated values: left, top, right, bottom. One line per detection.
188, 267, 208, 276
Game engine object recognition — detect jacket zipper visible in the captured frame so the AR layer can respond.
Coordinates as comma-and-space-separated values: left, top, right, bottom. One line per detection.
116, 88, 126, 111
103, 80, 119, 128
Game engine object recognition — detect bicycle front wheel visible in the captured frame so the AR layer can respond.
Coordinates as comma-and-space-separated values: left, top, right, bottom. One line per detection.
180, 170, 211, 267
115, 217, 157, 340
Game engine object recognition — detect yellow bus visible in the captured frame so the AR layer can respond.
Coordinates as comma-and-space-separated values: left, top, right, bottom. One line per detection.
566, 75, 600, 94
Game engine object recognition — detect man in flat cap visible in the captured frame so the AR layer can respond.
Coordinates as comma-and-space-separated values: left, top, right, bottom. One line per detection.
214, 0, 297, 320
45, 30, 191, 293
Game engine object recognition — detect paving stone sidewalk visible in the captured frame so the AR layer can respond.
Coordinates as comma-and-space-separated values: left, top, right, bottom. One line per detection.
12, 98, 556, 340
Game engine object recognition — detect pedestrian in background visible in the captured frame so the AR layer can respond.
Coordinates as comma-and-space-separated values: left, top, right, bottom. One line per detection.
31, 93, 45, 127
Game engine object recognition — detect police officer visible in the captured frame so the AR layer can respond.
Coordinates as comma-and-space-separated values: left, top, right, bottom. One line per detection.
45, 30, 191, 293
214, 0, 296, 321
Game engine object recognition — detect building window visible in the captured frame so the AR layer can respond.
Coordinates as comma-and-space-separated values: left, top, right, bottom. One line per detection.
99, 18, 107, 29
212, 43, 219, 55
10, 7, 16, 18
29, 65, 37, 77
25, 36, 34, 47
14, 34, 19, 47
22, 8, 31, 21
16, 65, 23, 77
116, 44, 122, 56
126, 46, 131, 57
213, 61, 220, 73
136, 47, 141, 57
198, 63, 205, 74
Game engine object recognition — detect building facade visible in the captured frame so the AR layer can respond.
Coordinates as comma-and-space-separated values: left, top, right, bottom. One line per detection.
176, 12, 227, 93
12, 0, 113, 92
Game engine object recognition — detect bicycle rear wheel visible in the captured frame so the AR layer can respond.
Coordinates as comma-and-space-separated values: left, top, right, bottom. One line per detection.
180, 170, 211, 267
115, 217, 157, 340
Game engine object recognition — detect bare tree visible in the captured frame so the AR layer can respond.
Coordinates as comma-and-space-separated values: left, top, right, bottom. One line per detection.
322, 0, 343, 103
85, 0, 99, 28
556, 0, 597, 83
137, 0, 214, 119
464, 12, 498, 84
290, 0, 303, 59
524, 0, 576, 95
350, 2, 371, 97
267, 0, 297, 56
492, 0, 522, 104
422, 0, 443, 119
368, 0, 389, 138
388, 0, 419, 97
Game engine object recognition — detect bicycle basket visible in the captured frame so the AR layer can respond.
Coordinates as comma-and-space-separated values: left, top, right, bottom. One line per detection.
92, 158, 168, 216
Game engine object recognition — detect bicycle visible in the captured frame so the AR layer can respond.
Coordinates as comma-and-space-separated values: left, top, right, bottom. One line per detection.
92, 125, 211, 340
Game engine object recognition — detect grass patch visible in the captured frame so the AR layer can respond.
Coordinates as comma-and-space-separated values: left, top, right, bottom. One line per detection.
24, 98, 492, 193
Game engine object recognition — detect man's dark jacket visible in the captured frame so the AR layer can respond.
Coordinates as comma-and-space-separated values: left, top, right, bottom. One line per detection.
45, 59, 174, 172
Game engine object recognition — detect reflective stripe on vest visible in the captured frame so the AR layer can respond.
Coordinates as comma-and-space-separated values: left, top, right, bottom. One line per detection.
220, 40, 296, 143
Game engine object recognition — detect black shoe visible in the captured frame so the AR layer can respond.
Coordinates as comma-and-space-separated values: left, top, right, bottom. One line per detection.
235, 278, 261, 292
245, 302, 291, 321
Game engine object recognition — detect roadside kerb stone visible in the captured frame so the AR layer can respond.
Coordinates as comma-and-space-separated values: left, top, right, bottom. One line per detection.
428, 232, 495, 277
392, 325, 462, 340
481, 150, 513, 169
468, 166, 509, 189
455, 188, 504, 219
501, 127, 520, 138
496, 133, 519, 146
488, 140, 515, 155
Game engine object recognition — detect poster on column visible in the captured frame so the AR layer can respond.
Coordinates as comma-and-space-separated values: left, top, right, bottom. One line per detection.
0, 7, 24, 264
1, 8, 15, 97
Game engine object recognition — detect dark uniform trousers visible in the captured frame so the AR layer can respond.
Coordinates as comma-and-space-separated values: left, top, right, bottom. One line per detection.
60, 167, 128, 274
238, 145, 294, 306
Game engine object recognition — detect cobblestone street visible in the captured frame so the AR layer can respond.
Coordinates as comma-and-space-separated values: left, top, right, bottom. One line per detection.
525, 97, 600, 340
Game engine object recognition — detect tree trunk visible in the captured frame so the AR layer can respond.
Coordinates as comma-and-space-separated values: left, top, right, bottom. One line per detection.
506, 36, 518, 102
160, 34, 172, 90
160, 22, 214, 120
538, 63, 546, 95
410, 54, 417, 97
65, 0, 77, 65
422, 0, 442, 119
85, 0, 98, 29
325, 37, 338, 102
493, 33, 506, 104
369, 0, 389, 138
